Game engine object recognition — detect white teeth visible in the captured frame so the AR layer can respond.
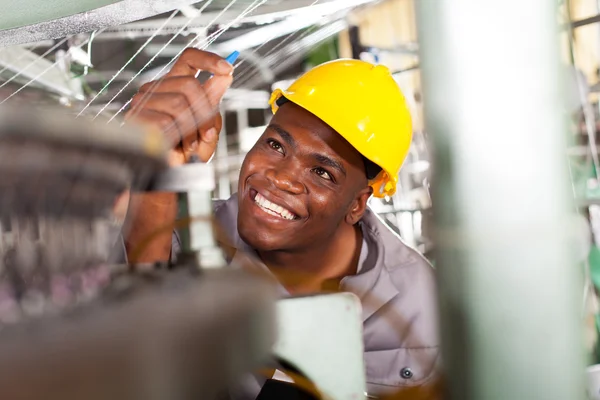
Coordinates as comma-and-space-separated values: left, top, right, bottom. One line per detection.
254, 192, 296, 220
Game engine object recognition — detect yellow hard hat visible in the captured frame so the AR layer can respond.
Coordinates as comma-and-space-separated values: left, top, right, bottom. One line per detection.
269, 58, 412, 198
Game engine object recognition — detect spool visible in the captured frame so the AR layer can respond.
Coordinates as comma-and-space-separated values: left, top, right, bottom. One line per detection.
0, 105, 168, 325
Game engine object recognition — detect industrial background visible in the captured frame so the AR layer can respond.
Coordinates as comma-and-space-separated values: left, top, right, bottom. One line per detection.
1, 0, 600, 399
0, 0, 433, 256
4, 0, 600, 261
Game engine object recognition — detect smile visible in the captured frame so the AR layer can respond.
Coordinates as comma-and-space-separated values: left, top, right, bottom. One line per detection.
253, 191, 298, 220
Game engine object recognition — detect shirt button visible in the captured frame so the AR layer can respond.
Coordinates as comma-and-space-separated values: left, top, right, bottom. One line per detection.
400, 367, 413, 379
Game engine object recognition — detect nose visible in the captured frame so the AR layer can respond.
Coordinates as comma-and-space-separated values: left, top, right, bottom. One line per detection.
265, 167, 305, 194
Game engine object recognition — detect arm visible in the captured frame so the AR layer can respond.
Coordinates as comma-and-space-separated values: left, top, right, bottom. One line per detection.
123, 192, 177, 263
122, 49, 233, 263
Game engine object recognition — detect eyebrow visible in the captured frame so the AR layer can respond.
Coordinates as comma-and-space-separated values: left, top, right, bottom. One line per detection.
269, 124, 296, 149
313, 153, 346, 177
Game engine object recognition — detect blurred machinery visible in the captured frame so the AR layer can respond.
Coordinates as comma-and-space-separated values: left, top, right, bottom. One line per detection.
0, 105, 279, 399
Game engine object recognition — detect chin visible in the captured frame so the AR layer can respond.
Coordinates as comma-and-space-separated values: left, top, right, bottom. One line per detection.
237, 224, 285, 252
237, 195, 299, 252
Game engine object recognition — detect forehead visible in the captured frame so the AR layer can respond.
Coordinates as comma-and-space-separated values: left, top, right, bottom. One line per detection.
270, 102, 364, 167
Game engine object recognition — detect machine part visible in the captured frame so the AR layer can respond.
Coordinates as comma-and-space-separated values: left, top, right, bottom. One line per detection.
148, 162, 215, 193
108, 0, 377, 42
564, 65, 590, 113
416, 1, 584, 399
0, 0, 215, 47
177, 190, 227, 269
146, 161, 226, 269
0, 46, 84, 100
0, 0, 119, 31
0, 105, 168, 324
273, 292, 366, 400
211, 13, 325, 55
349, 25, 364, 59
0, 268, 277, 400
0, 105, 168, 218
569, 13, 600, 30
0, 217, 119, 326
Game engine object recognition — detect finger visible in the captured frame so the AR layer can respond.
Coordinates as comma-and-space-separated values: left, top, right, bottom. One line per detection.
130, 92, 199, 151
214, 113, 223, 134
127, 109, 183, 150
203, 74, 234, 108
194, 113, 223, 162
167, 48, 233, 78
199, 112, 223, 132
196, 126, 219, 163
139, 76, 217, 133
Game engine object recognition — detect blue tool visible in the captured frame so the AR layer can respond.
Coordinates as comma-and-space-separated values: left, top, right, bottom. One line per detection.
203, 51, 240, 80
224, 50, 240, 65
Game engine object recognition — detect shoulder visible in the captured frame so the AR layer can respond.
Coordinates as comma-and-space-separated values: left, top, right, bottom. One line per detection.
213, 198, 227, 211
362, 210, 438, 339
361, 208, 435, 288
360, 209, 440, 391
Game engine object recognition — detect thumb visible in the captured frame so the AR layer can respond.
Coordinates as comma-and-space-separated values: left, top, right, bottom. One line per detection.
204, 73, 233, 107
197, 127, 219, 162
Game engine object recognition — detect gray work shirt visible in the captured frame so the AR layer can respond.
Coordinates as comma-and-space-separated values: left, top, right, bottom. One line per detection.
170, 194, 441, 395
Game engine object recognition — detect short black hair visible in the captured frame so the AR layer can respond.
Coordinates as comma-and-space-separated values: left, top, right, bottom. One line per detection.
363, 157, 381, 180
275, 96, 382, 181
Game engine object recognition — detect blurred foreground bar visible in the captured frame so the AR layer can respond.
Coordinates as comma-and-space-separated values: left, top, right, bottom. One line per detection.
416, 1, 585, 399
0, 269, 276, 400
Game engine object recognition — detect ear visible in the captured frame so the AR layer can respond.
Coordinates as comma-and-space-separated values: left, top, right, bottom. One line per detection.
345, 186, 373, 225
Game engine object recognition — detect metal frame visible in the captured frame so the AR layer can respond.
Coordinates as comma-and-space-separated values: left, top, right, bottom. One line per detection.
0, 46, 84, 100
98, 0, 378, 40
0, 0, 207, 47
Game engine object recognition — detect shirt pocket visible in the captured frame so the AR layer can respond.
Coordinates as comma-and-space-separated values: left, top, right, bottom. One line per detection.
364, 347, 439, 389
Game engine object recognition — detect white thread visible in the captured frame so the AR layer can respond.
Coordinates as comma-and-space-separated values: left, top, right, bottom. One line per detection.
76, 10, 179, 118
0, 37, 70, 91
0, 32, 104, 105
94, 0, 227, 120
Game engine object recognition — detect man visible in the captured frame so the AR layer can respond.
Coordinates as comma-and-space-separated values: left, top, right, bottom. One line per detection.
121, 49, 440, 396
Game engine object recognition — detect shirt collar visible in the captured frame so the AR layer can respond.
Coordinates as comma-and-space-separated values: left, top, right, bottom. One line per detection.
221, 198, 400, 321
341, 213, 400, 321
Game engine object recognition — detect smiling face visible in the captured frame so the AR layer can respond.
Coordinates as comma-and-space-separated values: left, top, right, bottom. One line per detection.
237, 102, 373, 252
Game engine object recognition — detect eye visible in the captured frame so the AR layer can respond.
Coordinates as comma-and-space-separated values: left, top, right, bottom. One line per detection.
313, 167, 333, 181
266, 138, 284, 154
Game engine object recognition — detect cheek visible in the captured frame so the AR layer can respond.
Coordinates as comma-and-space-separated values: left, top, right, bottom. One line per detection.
307, 190, 349, 222
239, 147, 283, 180
239, 150, 262, 180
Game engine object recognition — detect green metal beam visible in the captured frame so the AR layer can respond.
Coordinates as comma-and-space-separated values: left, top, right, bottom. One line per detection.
0, 0, 119, 31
